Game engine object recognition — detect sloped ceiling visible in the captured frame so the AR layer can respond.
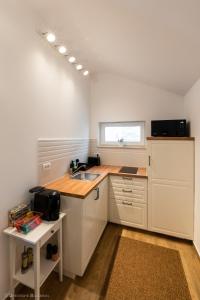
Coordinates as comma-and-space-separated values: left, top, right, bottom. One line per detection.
27, 0, 200, 95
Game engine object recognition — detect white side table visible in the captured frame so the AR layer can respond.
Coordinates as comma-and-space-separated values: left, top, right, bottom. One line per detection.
4, 212, 66, 300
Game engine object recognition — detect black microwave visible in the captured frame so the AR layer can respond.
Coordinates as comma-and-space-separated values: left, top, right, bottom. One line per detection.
151, 119, 188, 137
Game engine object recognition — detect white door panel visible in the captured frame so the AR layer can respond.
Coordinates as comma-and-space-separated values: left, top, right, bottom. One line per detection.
148, 140, 194, 239
150, 141, 193, 182
62, 177, 108, 277
82, 178, 108, 275
149, 182, 193, 238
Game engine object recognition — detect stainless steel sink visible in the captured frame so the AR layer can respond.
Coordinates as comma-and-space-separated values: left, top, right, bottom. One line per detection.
71, 172, 100, 181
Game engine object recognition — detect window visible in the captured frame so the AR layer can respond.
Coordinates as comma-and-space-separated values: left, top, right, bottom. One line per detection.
99, 121, 145, 147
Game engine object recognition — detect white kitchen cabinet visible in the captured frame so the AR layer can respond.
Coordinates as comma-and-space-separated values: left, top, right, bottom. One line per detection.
109, 175, 148, 229
147, 139, 194, 239
61, 177, 108, 278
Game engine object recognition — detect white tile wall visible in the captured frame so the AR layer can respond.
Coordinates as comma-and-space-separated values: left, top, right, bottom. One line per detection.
90, 139, 147, 167
38, 138, 147, 185
38, 138, 89, 185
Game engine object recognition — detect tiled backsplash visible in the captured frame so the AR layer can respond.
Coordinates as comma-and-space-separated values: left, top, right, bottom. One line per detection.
38, 138, 147, 185
38, 138, 89, 185
89, 139, 147, 167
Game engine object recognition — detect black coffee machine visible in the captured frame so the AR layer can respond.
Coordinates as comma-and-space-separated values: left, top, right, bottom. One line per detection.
29, 186, 60, 221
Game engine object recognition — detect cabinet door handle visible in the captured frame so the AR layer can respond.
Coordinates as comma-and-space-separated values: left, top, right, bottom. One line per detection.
122, 201, 133, 206
94, 187, 99, 200
122, 189, 132, 193
123, 177, 132, 180
148, 155, 151, 166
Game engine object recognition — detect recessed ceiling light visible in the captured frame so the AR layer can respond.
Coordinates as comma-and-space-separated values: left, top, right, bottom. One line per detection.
76, 64, 83, 71
58, 46, 67, 54
68, 56, 76, 63
46, 33, 56, 43
83, 70, 89, 76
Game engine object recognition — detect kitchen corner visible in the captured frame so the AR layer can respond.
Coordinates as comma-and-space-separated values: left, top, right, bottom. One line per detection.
45, 164, 148, 279
45, 165, 148, 199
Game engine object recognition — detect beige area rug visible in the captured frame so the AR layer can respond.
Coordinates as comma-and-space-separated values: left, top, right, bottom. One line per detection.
106, 237, 192, 300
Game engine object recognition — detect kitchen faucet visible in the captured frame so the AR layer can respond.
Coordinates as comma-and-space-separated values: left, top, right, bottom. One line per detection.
70, 159, 87, 175
71, 164, 87, 175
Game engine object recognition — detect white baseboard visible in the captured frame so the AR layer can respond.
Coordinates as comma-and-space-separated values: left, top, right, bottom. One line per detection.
193, 242, 200, 257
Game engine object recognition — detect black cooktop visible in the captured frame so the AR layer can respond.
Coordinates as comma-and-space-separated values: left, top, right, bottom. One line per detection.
119, 166, 138, 174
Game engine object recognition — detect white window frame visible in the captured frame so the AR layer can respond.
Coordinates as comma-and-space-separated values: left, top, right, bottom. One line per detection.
99, 121, 145, 148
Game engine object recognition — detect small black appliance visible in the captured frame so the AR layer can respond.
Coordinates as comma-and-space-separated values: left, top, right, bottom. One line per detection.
151, 119, 188, 137
88, 154, 100, 167
29, 186, 60, 221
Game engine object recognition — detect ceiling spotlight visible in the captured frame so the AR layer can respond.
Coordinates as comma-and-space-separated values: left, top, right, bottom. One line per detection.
83, 70, 89, 76
46, 33, 56, 43
68, 56, 76, 63
58, 46, 67, 54
76, 64, 83, 71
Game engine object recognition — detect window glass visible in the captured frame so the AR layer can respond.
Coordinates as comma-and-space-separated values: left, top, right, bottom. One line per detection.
99, 122, 145, 146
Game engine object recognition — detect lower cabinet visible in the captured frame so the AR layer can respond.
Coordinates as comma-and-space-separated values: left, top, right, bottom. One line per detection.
109, 176, 148, 229
110, 202, 147, 229
61, 177, 108, 278
61, 167, 194, 280
148, 182, 194, 239
82, 178, 108, 271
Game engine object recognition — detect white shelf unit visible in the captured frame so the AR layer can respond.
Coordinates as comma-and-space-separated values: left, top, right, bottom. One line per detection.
4, 212, 66, 300
14, 251, 61, 290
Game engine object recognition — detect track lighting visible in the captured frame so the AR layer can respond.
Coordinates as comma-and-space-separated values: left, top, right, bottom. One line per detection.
83, 70, 89, 76
68, 56, 76, 63
46, 33, 56, 43
43, 30, 90, 75
58, 46, 67, 54
76, 64, 83, 71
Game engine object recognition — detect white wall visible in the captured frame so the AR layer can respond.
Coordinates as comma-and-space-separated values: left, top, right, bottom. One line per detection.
90, 73, 184, 166
184, 78, 200, 255
0, 1, 90, 298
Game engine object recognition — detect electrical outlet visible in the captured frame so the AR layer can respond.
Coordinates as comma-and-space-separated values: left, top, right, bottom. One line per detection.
43, 162, 51, 170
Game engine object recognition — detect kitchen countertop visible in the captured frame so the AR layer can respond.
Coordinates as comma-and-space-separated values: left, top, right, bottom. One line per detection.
45, 165, 147, 199
147, 136, 194, 140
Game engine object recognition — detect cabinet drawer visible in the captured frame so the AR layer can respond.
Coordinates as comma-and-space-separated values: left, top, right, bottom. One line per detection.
110, 194, 145, 205
110, 184, 145, 192
110, 186, 145, 199
110, 175, 134, 185
110, 178, 147, 204
109, 203, 147, 229
110, 175, 147, 188
39, 221, 60, 247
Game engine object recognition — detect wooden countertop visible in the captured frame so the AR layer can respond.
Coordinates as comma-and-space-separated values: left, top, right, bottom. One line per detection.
147, 137, 194, 141
45, 165, 147, 199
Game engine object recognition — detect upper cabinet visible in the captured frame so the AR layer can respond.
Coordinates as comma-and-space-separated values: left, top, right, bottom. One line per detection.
147, 138, 194, 239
